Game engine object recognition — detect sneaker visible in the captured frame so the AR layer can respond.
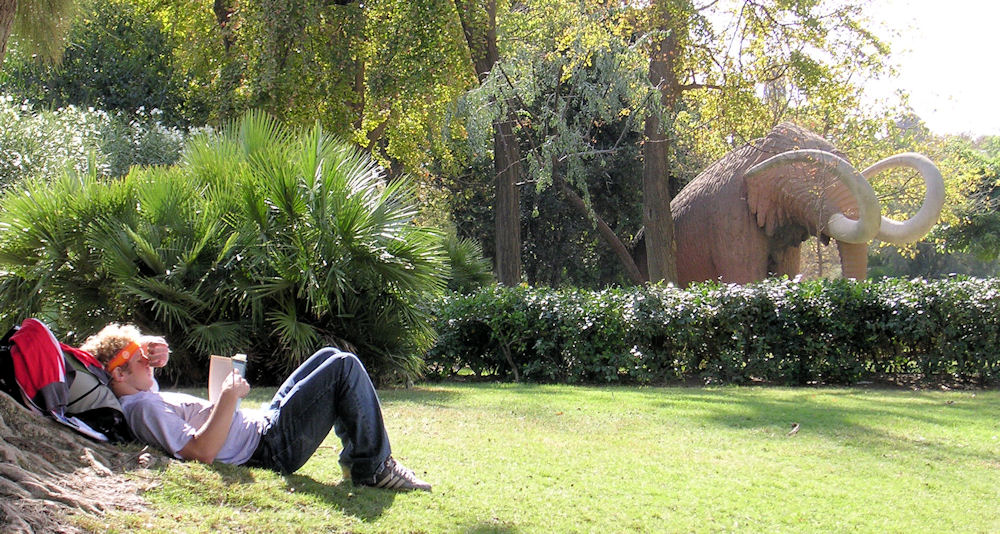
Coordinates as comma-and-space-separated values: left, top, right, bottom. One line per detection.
356, 457, 432, 492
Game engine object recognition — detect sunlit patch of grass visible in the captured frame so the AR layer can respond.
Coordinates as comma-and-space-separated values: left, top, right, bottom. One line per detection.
91, 384, 1000, 532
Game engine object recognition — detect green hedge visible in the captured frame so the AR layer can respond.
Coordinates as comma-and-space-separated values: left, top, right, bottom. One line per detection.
425, 278, 1000, 385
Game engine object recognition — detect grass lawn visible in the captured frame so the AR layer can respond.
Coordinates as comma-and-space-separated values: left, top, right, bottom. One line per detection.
83, 383, 1000, 533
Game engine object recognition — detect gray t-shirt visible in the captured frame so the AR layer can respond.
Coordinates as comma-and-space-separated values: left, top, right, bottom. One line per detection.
120, 390, 266, 465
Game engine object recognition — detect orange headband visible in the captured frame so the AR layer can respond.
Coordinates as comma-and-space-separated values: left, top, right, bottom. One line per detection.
107, 341, 142, 373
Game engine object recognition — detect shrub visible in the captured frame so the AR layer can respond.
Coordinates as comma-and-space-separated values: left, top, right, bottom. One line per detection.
0, 97, 189, 189
426, 278, 1000, 385
0, 112, 446, 384
441, 233, 494, 294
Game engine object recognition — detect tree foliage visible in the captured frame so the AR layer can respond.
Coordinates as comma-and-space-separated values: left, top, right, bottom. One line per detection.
445, 0, 908, 286
939, 138, 1000, 261
157, 0, 473, 175
1, 0, 183, 123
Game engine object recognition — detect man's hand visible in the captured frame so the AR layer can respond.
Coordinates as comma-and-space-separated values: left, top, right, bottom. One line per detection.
221, 370, 250, 400
178, 370, 249, 464
140, 335, 170, 368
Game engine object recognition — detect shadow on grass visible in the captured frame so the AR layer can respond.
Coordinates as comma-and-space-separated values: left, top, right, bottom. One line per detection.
207, 462, 258, 485
285, 473, 396, 521
201, 464, 397, 521
657, 387, 1000, 464
378, 385, 467, 406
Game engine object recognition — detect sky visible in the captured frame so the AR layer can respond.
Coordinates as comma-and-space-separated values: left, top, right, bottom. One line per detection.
864, 0, 1000, 137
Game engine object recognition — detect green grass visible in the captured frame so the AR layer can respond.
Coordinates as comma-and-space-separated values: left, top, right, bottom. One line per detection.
85, 383, 1000, 533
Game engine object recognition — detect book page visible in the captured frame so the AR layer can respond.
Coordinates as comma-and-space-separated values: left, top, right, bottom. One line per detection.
208, 355, 233, 405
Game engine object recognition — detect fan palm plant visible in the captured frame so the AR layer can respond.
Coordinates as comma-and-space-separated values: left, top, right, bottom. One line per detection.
0, 162, 248, 382
442, 233, 495, 293
0, 169, 123, 332
0, 111, 447, 383
89, 164, 249, 382
208, 112, 447, 378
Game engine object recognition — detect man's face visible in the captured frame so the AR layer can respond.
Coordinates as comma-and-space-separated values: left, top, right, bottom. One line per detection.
118, 349, 156, 392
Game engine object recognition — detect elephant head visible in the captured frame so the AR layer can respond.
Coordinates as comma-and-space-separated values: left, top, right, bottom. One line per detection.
669, 123, 945, 285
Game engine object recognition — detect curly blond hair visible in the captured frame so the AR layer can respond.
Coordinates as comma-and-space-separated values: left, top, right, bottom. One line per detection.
80, 323, 143, 367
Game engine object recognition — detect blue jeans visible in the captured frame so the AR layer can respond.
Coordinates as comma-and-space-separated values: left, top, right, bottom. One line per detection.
247, 348, 392, 479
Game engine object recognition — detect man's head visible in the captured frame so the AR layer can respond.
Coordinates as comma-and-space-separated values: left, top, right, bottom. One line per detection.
81, 323, 156, 394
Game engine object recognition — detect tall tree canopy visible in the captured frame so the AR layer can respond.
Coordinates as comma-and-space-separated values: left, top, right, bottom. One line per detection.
939, 138, 1000, 261
449, 0, 898, 285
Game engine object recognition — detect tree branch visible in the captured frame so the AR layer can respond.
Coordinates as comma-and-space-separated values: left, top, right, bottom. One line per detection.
551, 158, 644, 284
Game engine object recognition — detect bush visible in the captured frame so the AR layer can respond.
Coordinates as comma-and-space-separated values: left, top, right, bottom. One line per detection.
425, 278, 1000, 385
0, 112, 446, 384
0, 97, 189, 189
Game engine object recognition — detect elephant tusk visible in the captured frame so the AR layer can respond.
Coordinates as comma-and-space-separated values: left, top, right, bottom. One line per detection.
862, 153, 945, 245
744, 149, 881, 244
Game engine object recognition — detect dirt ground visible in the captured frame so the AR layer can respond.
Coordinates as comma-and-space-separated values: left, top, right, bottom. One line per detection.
0, 393, 164, 533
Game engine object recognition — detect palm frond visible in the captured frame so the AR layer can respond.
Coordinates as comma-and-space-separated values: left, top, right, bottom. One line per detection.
184, 321, 249, 360
266, 303, 320, 369
236, 110, 291, 160
442, 234, 495, 293
120, 276, 207, 327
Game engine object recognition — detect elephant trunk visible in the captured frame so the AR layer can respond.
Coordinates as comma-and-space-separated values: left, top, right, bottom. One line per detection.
862, 153, 946, 244
836, 241, 868, 280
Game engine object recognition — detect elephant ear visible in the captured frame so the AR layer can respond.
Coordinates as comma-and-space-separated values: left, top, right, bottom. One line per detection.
745, 159, 841, 238
745, 149, 880, 244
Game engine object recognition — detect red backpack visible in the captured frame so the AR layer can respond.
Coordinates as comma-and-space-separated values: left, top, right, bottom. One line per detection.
0, 318, 133, 443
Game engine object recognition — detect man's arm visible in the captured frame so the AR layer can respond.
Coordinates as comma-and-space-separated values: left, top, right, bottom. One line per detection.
177, 371, 249, 463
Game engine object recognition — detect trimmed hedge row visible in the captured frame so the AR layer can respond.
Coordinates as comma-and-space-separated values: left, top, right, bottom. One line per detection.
424, 278, 1000, 385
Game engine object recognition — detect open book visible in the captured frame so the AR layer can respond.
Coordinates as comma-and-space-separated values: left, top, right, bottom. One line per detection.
208, 354, 247, 407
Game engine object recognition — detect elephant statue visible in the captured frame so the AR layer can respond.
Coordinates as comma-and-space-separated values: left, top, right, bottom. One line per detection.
659, 122, 945, 286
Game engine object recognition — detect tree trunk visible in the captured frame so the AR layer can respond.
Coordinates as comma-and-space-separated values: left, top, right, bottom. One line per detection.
0, 0, 16, 68
642, 114, 677, 284
494, 119, 522, 284
642, 0, 682, 285
0, 393, 160, 532
454, 0, 522, 285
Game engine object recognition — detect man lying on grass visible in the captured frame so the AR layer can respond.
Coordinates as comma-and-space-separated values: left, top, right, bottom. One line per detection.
81, 324, 431, 492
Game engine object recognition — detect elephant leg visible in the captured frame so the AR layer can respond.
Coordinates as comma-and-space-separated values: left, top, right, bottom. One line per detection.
712, 236, 769, 284
769, 246, 801, 278
837, 241, 868, 279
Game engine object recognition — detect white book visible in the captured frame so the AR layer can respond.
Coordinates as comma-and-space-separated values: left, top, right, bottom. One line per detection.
208, 354, 247, 407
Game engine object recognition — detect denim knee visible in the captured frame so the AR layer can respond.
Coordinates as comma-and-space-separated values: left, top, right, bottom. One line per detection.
322, 347, 359, 364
